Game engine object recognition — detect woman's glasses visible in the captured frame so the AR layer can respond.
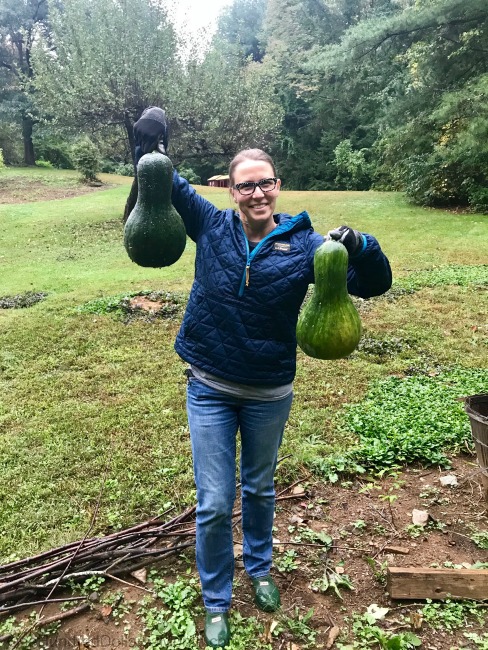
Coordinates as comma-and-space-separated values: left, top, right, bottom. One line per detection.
232, 178, 278, 196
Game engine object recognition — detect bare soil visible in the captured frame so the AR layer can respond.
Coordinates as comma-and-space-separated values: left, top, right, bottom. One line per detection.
0, 176, 117, 204
8, 456, 487, 649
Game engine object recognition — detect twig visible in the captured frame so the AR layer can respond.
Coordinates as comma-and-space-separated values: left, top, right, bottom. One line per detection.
0, 596, 86, 616
0, 603, 90, 644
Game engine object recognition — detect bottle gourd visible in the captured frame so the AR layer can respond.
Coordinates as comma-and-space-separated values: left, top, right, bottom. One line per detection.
296, 240, 361, 359
124, 152, 186, 267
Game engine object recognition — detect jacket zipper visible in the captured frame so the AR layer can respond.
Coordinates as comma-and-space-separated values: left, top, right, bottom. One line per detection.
236, 211, 311, 298
237, 221, 285, 298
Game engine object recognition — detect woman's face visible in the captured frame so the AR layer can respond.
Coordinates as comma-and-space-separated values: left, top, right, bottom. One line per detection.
231, 159, 281, 238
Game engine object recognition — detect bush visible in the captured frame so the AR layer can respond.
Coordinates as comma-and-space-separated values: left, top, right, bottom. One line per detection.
403, 154, 467, 207
178, 164, 201, 185
34, 136, 73, 169
467, 184, 488, 214
35, 159, 54, 169
333, 140, 372, 190
71, 137, 101, 183
100, 160, 134, 177
0, 122, 23, 165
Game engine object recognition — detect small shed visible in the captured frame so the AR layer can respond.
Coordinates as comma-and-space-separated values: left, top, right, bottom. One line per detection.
208, 174, 230, 188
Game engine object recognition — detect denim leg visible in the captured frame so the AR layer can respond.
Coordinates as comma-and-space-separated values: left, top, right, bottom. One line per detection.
186, 379, 238, 612
239, 393, 293, 578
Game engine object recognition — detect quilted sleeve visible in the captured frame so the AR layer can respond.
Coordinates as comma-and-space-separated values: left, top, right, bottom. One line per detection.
346, 234, 392, 298
171, 170, 222, 243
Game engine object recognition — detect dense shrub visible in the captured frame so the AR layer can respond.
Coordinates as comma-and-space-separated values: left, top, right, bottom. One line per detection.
100, 160, 134, 177
34, 136, 73, 169
35, 159, 54, 168
178, 164, 201, 185
333, 140, 372, 190
0, 122, 22, 165
71, 137, 101, 183
467, 184, 488, 214
403, 154, 468, 207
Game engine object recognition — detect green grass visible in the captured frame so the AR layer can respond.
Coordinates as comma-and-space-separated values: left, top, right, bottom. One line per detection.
0, 166, 487, 560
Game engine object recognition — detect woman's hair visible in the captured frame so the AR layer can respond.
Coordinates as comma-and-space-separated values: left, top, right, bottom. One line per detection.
228, 149, 277, 185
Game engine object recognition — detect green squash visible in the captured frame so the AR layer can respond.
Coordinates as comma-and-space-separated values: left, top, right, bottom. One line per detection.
296, 240, 362, 359
124, 152, 186, 267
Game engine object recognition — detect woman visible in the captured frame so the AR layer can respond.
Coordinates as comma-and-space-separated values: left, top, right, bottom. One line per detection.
132, 108, 392, 648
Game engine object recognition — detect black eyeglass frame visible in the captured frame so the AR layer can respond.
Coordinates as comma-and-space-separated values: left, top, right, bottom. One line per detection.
232, 177, 279, 195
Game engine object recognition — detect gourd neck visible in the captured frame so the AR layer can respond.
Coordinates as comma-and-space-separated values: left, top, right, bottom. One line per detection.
313, 241, 349, 300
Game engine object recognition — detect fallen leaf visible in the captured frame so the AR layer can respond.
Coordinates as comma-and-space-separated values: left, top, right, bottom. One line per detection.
289, 514, 304, 525
292, 484, 306, 495
131, 568, 147, 583
270, 620, 279, 634
100, 604, 112, 618
326, 625, 341, 648
410, 611, 423, 630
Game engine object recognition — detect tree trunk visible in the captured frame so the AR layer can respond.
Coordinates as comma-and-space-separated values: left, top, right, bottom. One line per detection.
123, 113, 138, 222
22, 114, 36, 166
124, 112, 136, 172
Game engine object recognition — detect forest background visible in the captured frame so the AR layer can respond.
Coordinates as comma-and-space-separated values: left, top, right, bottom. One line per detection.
1, 0, 488, 212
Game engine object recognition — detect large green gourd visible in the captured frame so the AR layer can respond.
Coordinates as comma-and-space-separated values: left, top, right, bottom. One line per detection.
124, 152, 186, 267
296, 240, 362, 359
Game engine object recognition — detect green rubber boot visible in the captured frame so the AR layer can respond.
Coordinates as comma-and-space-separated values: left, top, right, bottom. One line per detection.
204, 612, 230, 648
251, 575, 281, 612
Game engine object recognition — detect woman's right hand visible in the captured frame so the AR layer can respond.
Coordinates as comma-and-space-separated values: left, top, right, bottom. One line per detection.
134, 106, 169, 164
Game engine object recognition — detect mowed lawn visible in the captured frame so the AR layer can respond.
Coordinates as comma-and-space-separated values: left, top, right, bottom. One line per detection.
0, 167, 487, 560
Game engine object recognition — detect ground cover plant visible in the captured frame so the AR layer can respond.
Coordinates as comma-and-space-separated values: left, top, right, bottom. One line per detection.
0, 167, 487, 648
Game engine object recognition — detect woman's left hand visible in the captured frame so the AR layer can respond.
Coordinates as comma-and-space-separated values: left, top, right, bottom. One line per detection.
326, 225, 364, 256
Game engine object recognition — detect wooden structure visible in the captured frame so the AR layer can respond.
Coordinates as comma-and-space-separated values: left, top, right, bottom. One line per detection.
208, 174, 230, 188
387, 567, 488, 600
464, 394, 488, 500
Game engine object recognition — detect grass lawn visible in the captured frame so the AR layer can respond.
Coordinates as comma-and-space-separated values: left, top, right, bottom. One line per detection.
0, 167, 487, 561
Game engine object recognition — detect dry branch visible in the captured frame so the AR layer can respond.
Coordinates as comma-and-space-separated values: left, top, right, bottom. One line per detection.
0, 491, 301, 615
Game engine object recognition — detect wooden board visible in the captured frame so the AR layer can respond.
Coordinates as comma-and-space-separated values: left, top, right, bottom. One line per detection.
387, 567, 488, 600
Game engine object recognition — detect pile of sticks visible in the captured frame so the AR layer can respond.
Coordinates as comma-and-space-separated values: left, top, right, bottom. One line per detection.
0, 482, 302, 617
0, 504, 197, 616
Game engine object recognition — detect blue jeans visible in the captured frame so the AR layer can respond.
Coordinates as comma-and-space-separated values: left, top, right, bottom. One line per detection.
186, 378, 293, 612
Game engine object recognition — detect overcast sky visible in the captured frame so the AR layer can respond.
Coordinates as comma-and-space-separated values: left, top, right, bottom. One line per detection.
171, 0, 232, 39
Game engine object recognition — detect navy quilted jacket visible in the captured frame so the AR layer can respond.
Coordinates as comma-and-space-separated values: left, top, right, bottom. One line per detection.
171, 172, 392, 387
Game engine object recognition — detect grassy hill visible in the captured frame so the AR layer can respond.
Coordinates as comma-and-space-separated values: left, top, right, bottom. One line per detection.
0, 167, 487, 560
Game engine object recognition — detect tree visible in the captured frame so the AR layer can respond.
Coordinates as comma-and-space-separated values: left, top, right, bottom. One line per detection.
259, 0, 403, 188
32, 0, 181, 163
214, 0, 268, 63
308, 0, 488, 206
0, 0, 54, 164
169, 49, 283, 180
32, 0, 282, 175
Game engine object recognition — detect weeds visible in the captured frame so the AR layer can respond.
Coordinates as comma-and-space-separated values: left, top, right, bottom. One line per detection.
274, 549, 299, 573
420, 599, 486, 632
274, 607, 316, 648
310, 563, 354, 599
470, 530, 488, 550
396, 265, 488, 291
310, 367, 486, 480
337, 610, 421, 649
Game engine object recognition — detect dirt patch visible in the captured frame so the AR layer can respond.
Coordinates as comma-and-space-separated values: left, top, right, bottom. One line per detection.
4, 456, 487, 648
0, 291, 47, 309
0, 176, 116, 204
